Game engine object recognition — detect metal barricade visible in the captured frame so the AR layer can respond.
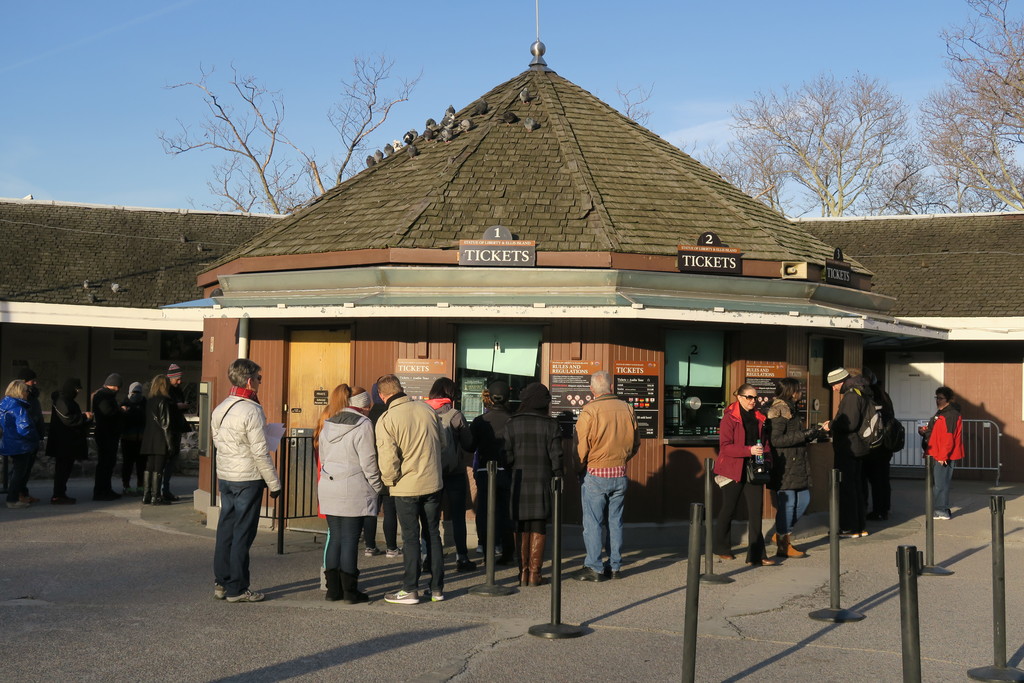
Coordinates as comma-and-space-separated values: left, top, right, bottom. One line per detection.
891, 419, 1002, 484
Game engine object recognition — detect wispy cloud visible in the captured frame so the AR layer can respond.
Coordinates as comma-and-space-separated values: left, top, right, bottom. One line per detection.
0, 0, 202, 74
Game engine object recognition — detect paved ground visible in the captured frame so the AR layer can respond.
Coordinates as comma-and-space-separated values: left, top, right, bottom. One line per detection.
2, 475, 1024, 682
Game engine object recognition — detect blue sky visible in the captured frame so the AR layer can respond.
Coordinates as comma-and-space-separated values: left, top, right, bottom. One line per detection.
0, 0, 976, 211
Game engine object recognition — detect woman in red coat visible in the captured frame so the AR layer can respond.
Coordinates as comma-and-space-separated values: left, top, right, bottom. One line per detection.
713, 383, 775, 566
919, 386, 964, 520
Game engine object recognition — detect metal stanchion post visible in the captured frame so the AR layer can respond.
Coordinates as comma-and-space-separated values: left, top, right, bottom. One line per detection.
277, 436, 287, 555
968, 496, 1024, 682
701, 458, 733, 585
809, 469, 864, 623
921, 458, 953, 576
682, 502, 704, 683
897, 545, 923, 683
470, 460, 514, 597
530, 477, 583, 639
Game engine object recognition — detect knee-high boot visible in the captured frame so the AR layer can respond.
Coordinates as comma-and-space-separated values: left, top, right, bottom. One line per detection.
151, 473, 171, 505
141, 471, 153, 504
516, 532, 531, 586
528, 532, 547, 586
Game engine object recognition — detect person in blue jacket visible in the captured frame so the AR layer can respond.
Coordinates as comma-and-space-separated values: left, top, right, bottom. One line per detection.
1, 380, 43, 509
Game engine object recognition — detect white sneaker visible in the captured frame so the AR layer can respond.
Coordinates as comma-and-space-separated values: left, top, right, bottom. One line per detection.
226, 590, 265, 603
385, 548, 402, 558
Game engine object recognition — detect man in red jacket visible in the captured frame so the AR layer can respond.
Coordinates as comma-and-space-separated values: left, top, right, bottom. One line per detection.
919, 386, 964, 520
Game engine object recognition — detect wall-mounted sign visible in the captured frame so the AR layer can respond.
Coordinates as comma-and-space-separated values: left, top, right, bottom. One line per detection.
313, 389, 329, 406
614, 361, 659, 439
744, 360, 787, 411
395, 358, 450, 401
677, 232, 742, 275
459, 240, 536, 267
823, 258, 852, 287
549, 360, 602, 436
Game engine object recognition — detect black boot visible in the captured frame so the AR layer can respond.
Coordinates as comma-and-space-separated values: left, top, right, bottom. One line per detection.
141, 472, 153, 505
324, 568, 343, 601
339, 570, 368, 604
151, 474, 171, 506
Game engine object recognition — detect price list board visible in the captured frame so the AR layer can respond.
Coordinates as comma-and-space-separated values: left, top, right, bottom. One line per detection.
614, 361, 659, 439
395, 359, 450, 401
549, 360, 602, 436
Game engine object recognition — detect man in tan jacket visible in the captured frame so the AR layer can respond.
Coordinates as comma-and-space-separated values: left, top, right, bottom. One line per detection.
574, 371, 640, 582
375, 374, 445, 604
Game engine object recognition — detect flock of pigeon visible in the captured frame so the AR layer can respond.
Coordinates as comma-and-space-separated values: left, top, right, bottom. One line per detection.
364, 87, 541, 169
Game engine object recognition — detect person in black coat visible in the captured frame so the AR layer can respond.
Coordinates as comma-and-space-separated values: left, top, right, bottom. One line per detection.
470, 380, 515, 564
140, 375, 175, 505
47, 378, 93, 504
861, 368, 896, 521
91, 373, 124, 501
120, 382, 147, 495
504, 382, 562, 586
827, 368, 872, 537
765, 378, 827, 558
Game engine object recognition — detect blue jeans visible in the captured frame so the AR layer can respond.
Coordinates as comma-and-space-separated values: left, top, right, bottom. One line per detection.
775, 489, 810, 535
932, 459, 955, 514
214, 479, 265, 598
325, 516, 363, 574
581, 474, 627, 573
394, 492, 443, 594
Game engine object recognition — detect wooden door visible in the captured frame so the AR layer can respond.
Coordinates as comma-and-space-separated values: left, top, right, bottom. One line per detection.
287, 329, 352, 432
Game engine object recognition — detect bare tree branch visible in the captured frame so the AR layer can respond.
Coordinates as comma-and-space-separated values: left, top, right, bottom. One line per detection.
616, 83, 654, 126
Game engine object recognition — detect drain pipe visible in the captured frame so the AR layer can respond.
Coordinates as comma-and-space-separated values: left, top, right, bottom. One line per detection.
238, 315, 250, 359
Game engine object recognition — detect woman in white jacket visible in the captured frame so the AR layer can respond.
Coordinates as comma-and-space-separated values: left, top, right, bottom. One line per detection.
316, 385, 382, 603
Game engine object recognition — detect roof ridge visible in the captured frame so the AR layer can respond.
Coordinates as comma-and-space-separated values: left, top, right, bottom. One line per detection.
536, 72, 619, 250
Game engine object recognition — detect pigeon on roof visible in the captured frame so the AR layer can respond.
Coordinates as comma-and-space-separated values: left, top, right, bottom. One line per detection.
439, 128, 454, 143
403, 130, 416, 145
440, 112, 455, 128
459, 119, 474, 132
374, 149, 384, 163
523, 117, 539, 131
383, 143, 394, 157
445, 105, 456, 116
422, 127, 436, 141
519, 87, 533, 104
366, 155, 376, 168
501, 110, 519, 124
425, 117, 437, 129
406, 144, 419, 158
473, 100, 489, 116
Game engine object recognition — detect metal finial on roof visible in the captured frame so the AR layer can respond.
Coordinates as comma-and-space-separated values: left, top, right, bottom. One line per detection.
529, 40, 548, 70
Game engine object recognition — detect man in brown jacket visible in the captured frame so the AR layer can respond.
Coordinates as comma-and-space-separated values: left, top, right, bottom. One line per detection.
375, 374, 445, 605
574, 371, 640, 582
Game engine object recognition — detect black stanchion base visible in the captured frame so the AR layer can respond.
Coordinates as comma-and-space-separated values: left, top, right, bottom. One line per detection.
468, 583, 515, 597
528, 622, 585, 639
920, 565, 955, 576
808, 607, 866, 623
968, 666, 1024, 682
699, 573, 735, 585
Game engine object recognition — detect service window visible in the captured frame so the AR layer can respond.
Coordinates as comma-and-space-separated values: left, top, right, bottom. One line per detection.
456, 325, 542, 421
664, 330, 726, 440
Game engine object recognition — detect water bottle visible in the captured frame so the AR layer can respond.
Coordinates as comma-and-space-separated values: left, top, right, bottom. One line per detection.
755, 439, 764, 465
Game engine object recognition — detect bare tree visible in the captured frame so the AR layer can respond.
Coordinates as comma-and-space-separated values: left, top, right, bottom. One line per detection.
919, 0, 1023, 210
697, 138, 786, 214
330, 55, 420, 184
159, 56, 418, 214
723, 72, 913, 216
616, 83, 654, 126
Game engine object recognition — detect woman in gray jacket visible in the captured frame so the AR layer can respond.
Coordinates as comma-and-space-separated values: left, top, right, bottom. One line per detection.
316, 385, 382, 603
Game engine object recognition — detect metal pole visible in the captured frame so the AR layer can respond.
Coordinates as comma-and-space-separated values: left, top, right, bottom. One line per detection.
470, 460, 513, 597
921, 458, 953, 576
809, 470, 864, 623
701, 458, 733, 585
276, 435, 287, 555
529, 476, 583, 639
682, 502, 704, 683
897, 545, 922, 683
967, 496, 1024, 682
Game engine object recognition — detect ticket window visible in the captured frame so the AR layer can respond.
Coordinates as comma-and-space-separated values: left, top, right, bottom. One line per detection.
664, 330, 726, 440
456, 326, 542, 421
808, 336, 845, 426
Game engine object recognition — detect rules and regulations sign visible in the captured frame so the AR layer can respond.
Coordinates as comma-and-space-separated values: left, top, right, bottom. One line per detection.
395, 359, 450, 401
549, 360, 602, 434
614, 360, 659, 439
744, 360, 787, 411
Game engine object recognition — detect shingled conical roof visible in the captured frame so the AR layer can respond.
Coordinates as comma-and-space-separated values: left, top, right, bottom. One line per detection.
210, 66, 861, 272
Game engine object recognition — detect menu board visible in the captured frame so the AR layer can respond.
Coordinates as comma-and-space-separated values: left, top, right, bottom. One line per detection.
744, 361, 787, 411
549, 360, 602, 436
614, 361, 659, 439
395, 359, 450, 401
